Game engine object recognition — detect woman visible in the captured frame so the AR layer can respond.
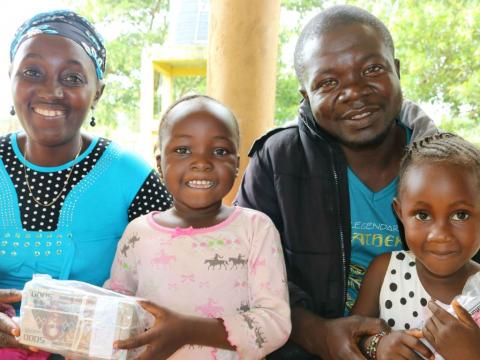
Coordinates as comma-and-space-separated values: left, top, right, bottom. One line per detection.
0, 10, 172, 353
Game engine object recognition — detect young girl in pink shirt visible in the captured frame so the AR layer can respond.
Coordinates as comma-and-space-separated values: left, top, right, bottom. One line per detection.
105, 95, 291, 359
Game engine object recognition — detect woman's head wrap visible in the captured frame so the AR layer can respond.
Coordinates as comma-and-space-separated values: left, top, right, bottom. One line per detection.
10, 10, 106, 80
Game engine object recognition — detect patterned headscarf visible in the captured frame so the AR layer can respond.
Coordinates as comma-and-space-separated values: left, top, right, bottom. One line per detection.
10, 10, 106, 80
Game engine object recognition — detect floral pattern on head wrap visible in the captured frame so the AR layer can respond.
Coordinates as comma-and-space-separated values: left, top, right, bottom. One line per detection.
10, 10, 106, 80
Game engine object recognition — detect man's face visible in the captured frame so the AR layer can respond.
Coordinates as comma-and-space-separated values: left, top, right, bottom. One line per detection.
300, 23, 402, 149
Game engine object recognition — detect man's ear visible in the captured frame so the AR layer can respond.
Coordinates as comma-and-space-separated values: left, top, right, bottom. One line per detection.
394, 58, 400, 79
392, 197, 403, 222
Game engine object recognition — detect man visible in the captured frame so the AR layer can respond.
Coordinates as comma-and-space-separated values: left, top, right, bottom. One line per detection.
236, 5, 437, 359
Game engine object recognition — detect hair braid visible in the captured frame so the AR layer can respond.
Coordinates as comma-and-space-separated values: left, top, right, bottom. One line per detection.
398, 133, 480, 192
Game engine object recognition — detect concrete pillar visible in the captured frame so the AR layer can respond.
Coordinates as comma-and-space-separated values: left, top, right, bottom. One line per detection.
207, 0, 281, 204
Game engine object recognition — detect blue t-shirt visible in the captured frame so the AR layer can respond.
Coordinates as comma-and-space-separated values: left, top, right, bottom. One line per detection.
345, 127, 412, 312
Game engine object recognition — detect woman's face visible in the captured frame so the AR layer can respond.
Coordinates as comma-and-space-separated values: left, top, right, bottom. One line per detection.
10, 34, 103, 146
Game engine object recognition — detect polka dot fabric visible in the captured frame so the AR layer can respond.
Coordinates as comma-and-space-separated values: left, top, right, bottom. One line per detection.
128, 170, 172, 221
379, 250, 439, 331
0, 135, 171, 231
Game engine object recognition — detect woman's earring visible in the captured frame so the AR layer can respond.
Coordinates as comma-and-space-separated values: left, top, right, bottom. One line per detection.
10, 106, 15, 116
90, 107, 96, 127
235, 168, 239, 177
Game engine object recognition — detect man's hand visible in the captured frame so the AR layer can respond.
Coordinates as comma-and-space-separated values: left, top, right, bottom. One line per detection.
292, 308, 389, 360
423, 300, 480, 360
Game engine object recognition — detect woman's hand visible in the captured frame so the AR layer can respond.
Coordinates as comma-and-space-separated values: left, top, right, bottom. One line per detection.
375, 329, 432, 360
0, 289, 23, 348
423, 300, 480, 360
114, 300, 188, 360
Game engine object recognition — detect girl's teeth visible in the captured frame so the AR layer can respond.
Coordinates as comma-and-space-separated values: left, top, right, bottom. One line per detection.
187, 180, 214, 188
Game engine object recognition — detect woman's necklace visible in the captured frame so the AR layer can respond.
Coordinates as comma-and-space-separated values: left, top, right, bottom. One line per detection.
23, 138, 83, 207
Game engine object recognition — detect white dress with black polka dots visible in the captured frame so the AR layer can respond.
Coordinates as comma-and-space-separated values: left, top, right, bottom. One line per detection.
380, 250, 434, 330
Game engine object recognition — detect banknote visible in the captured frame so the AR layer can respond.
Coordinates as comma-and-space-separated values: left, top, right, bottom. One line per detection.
19, 277, 149, 359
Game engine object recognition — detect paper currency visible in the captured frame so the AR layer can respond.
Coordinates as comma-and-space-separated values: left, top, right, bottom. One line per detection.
19, 275, 149, 360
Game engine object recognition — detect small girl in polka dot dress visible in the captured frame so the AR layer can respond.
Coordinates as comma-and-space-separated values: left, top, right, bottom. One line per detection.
351, 133, 480, 360
104, 95, 291, 359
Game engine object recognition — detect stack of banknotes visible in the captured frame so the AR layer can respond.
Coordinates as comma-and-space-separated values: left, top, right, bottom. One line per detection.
19, 275, 149, 360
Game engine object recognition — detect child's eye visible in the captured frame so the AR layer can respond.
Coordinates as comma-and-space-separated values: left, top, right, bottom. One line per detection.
452, 211, 470, 221
414, 212, 430, 221
174, 147, 191, 155
213, 148, 228, 156
364, 64, 384, 76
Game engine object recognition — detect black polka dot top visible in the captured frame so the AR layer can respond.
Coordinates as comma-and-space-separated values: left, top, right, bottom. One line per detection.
0, 134, 172, 232
379, 250, 448, 330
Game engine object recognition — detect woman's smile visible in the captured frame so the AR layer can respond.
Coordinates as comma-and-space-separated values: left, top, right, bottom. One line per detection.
31, 106, 67, 118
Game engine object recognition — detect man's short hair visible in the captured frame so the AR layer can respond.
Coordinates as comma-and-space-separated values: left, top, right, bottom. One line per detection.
294, 5, 395, 84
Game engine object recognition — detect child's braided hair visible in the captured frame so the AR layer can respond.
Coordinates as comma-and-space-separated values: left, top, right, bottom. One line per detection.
398, 132, 480, 193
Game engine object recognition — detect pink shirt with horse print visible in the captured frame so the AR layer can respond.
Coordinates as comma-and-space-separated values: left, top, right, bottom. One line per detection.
105, 206, 291, 359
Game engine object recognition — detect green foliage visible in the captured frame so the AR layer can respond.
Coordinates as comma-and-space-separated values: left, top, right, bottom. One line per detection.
389, 0, 480, 123
281, 0, 324, 15
71, 0, 170, 134
173, 77, 206, 100
275, 73, 302, 125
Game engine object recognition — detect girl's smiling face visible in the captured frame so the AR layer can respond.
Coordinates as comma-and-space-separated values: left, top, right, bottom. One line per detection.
159, 99, 239, 214
394, 162, 480, 278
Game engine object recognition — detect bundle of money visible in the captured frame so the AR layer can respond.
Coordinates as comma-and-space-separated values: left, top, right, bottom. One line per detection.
19, 275, 148, 360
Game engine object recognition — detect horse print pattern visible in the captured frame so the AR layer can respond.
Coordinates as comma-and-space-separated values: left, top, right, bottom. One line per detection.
204, 253, 229, 270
